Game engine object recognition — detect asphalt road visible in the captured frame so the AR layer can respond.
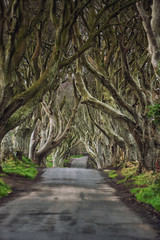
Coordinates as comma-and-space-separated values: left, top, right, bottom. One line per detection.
0, 167, 159, 240
71, 156, 88, 168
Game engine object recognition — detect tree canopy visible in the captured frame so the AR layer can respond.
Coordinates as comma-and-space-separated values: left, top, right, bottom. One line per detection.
0, 0, 159, 172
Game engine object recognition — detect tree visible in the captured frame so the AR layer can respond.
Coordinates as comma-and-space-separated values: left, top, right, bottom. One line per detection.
0, 0, 92, 143
136, 0, 160, 76
1, 0, 159, 172
29, 81, 80, 165
73, 0, 159, 171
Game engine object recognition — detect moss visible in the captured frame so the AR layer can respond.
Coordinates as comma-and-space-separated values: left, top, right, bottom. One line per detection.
2, 155, 38, 179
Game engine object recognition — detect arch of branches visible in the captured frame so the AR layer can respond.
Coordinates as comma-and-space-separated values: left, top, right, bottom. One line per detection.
0, 0, 159, 172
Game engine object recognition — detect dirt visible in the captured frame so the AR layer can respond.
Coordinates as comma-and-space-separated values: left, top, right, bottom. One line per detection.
0, 167, 45, 206
101, 167, 160, 236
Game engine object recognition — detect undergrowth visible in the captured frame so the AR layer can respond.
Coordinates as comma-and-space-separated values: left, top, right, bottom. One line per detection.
46, 156, 53, 167
0, 179, 12, 198
2, 155, 38, 179
130, 184, 160, 212
116, 163, 160, 212
108, 170, 118, 179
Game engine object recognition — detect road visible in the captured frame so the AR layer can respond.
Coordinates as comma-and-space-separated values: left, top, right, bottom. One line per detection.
71, 156, 88, 168
0, 164, 159, 239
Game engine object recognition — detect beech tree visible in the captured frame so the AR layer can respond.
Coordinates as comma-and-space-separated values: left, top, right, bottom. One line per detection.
0, 0, 159, 171
137, 0, 160, 76
73, 0, 159, 171
29, 80, 80, 165
0, 0, 93, 143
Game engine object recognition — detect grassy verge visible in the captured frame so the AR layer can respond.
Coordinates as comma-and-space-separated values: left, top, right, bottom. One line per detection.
107, 170, 118, 179
0, 179, 12, 198
2, 155, 38, 180
0, 155, 38, 198
105, 163, 160, 212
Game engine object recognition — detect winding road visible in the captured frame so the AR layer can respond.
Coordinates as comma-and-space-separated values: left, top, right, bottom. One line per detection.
0, 157, 159, 240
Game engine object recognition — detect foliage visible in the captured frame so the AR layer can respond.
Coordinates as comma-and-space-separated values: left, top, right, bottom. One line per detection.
131, 171, 157, 186
22, 156, 38, 166
0, 179, 12, 198
147, 104, 160, 125
130, 184, 160, 212
70, 155, 84, 158
117, 179, 127, 184
121, 163, 138, 180
2, 155, 38, 179
118, 164, 160, 212
108, 170, 118, 179
64, 158, 70, 168
46, 156, 53, 168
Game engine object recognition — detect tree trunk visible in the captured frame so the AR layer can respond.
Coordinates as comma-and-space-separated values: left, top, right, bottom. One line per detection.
13, 125, 32, 157
1, 131, 14, 160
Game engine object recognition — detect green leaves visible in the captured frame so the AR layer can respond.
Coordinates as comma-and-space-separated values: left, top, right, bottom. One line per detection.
147, 104, 160, 125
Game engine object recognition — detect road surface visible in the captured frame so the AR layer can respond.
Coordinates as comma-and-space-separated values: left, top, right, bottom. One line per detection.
71, 156, 88, 168
0, 167, 159, 240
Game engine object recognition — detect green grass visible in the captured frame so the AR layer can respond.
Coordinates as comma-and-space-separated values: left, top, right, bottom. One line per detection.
46, 156, 53, 167
130, 184, 160, 211
108, 170, 118, 179
2, 155, 38, 179
70, 155, 83, 158
121, 164, 138, 180
22, 156, 38, 166
118, 179, 127, 184
63, 158, 71, 168
0, 179, 12, 198
119, 164, 160, 212
64, 159, 70, 164
131, 171, 157, 186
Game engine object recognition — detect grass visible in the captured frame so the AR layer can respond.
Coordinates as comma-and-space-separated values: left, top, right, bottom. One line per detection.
64, 159, 70, 164
130, 185, 160, 212
46, 156, 53, 167
70, 155, 83, 158
0, 178, 12, 198
121, 163, 138, 180
0, 154, 38, 198
2, 155, 38, 179
115, 163, 160, 212
108, 170, 118, 179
